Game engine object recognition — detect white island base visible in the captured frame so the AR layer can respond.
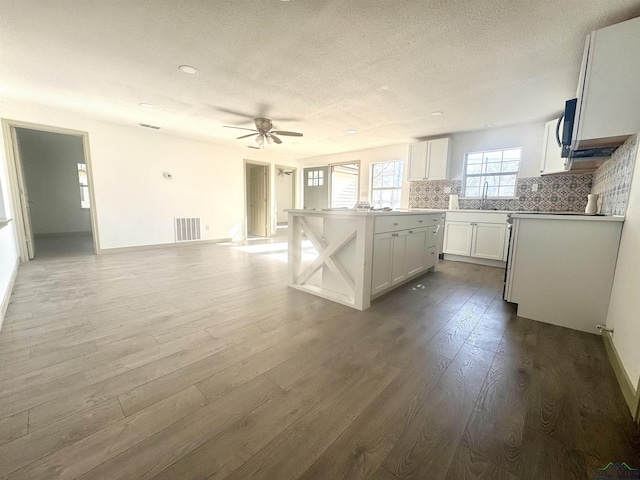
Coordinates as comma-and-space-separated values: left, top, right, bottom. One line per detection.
287, 209, 445, 310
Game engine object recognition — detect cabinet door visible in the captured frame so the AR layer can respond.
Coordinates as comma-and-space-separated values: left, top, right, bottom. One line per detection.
371, 233, 393, 295
540, 119, 568, 174
443, 221, 473, 256
407, 142, 428, 181
471, 222, 507, 260
406, 227, 428, 276
390, 231, 409, 286
426, 137, 451, 180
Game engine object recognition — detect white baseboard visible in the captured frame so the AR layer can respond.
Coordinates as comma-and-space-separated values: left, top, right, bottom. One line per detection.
101, 238, 232, 254
0, 257, 19, 332
602, 331, 640, 422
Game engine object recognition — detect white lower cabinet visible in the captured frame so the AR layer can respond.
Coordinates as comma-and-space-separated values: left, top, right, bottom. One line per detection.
371, 214, 443, 296
470, 222, 507, 260
443, 212, 509, 264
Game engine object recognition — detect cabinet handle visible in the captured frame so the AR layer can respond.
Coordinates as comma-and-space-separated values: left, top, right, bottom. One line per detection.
393, 222, 398, 226
418, 220, 423, 223
409, 230, 413, 234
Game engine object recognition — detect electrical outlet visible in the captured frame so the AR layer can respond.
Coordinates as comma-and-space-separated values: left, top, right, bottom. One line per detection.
444, 187, 451, 194
531, 183, 538, 192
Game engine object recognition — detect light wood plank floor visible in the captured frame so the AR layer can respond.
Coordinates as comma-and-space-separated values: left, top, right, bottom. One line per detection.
0, 242, 638, 479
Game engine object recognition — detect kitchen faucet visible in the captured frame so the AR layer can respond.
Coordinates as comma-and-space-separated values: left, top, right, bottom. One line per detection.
481, 181, 489, 210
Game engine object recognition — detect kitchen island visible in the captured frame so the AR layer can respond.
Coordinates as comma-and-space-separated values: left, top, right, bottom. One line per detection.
287, 209, 445, 310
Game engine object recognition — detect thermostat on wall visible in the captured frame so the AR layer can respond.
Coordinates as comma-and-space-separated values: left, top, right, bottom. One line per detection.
163, 172, 173, 179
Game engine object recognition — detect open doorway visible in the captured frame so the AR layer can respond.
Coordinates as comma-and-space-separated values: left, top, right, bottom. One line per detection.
3, 121, 99, 260
244, 161, 271, 238
330, 161, 360, 208
274, 165, 296, 237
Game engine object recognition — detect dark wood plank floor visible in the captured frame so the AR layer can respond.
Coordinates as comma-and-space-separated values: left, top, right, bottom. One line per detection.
0, 240, 638, 479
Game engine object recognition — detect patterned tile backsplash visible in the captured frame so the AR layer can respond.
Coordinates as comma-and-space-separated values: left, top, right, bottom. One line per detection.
409, 174, 593, 212
591, 134, 638, 215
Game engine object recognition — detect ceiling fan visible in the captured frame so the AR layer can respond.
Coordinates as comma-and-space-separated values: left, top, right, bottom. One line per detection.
224, 117, 302, 147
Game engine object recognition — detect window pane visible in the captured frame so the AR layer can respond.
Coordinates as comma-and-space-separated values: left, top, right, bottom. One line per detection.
499, 174, 517, 186
467, 153, 482, 164
465, 186, 480, 197
77, 164, 88, 186
467, 164, 482, 175
486, 175, 500, 186
485, 162, 502, 174
466, 176, 480, 187
483, 151, 502, 163
501, 161, 520, 173
487, 186, 498, 196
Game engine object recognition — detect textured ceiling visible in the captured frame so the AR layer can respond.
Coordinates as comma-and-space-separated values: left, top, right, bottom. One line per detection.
1, 0, 639, 158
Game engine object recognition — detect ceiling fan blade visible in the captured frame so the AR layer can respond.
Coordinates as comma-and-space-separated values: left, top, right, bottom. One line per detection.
272, 131, 303, 137
236, 133, 257, 139
271, 134, 282, 144
216, 107, 256, 119
224, 126, 259, 132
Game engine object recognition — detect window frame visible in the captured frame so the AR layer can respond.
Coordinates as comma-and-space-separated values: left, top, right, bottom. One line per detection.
77, 163, 91, 209
370, 160, 404, 210
462, 147, 521, 199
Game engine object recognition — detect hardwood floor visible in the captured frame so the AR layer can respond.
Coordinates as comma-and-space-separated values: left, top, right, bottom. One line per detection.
0, 242, 638, 479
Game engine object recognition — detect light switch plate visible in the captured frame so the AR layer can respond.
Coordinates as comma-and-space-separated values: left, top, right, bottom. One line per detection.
531, 183, 538, 192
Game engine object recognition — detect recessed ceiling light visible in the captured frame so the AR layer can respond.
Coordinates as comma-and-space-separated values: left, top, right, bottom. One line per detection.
179, 65, 198, 75
292, 141, 300, 145
431, 111, 443, 116
346, 130, 357, 134
139, 103, 153, 108
484, 124, 493, 128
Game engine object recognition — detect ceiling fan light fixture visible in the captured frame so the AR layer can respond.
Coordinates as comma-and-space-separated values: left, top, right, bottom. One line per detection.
255, 134, 264, 145
266, 135, 274, 144
431, 111, 443, 116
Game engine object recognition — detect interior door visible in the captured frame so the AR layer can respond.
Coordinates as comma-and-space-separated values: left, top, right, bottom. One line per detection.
247, 165, 268, 237
303, 167, 328, 210
11, 129, 35, 259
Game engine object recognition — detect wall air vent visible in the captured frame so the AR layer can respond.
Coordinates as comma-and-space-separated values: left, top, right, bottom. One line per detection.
138, 122, 161, 130
175, 218, 201, 242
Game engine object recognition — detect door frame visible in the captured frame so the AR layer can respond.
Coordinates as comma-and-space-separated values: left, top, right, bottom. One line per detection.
274, 164, 296, 225
243, 159, 271, 239
1, 119, 101, 261
328, 160, 361, 208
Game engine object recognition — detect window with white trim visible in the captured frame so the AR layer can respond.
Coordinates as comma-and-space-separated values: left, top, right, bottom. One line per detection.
463, 148, 521, 198
371, 160, 403, 209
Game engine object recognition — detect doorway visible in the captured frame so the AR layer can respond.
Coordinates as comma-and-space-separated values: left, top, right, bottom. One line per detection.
303, 166, 329, 210
245, 161, 270, 238
275, 165, 296, 237
330, 161, 360, 208
3, 121, 99, 261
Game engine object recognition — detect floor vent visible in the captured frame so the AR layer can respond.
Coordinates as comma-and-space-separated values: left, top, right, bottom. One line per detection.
175, 218, 201, 242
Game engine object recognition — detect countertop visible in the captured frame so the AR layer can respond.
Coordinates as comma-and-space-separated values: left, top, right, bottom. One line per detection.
509, 213, 625, 222
286, 209, 446, 216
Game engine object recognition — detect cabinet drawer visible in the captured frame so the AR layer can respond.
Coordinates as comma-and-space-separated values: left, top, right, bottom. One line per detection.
374, 216, 410, 234
409, 214, 442, 228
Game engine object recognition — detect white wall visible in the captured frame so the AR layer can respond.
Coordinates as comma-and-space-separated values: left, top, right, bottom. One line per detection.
448, 120, 545, 179
17, 128, 92, 235
0, 100, 296, 251
298, 144, 411, 209
605, 143, 640, 390
275, 169, 294, 223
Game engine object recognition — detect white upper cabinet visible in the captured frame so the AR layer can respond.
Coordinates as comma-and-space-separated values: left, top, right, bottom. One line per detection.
540, 119, 569, 175
407, 137, 452, 181
573, 16, 640, 150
